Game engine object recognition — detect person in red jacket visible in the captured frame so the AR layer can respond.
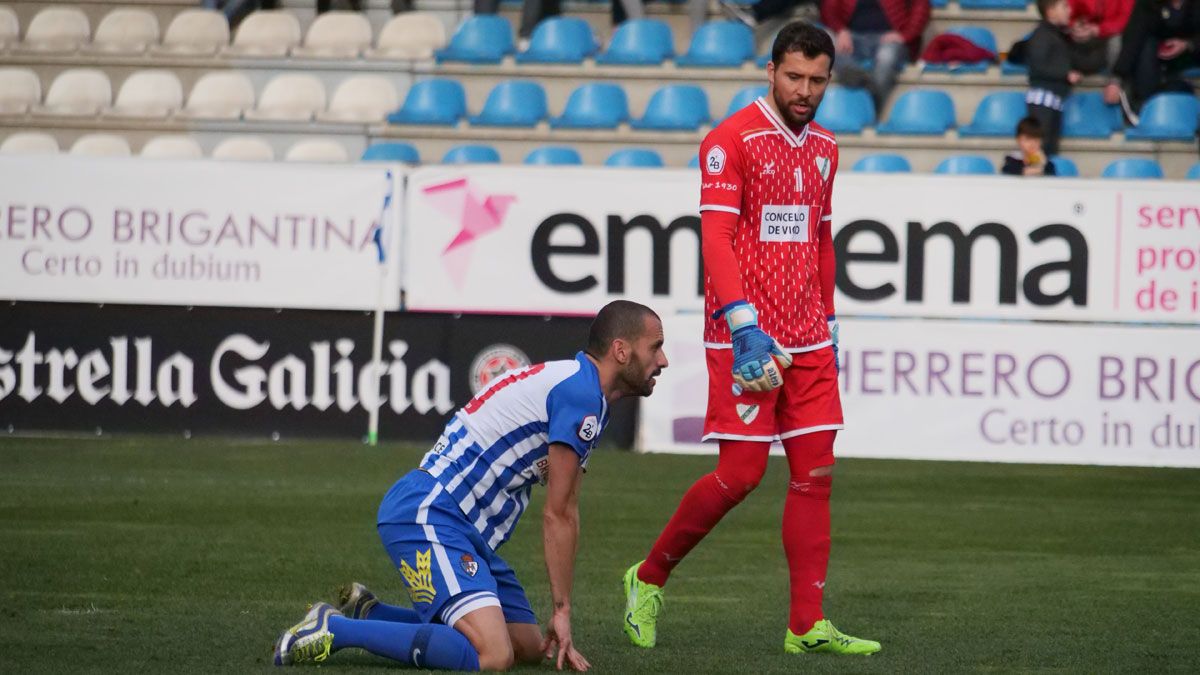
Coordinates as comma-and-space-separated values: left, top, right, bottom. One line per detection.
1067, 0, 1134, 73
820, 0, 930, 108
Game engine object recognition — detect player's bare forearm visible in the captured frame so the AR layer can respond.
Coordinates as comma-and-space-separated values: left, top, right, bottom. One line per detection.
543, 444, 582, 612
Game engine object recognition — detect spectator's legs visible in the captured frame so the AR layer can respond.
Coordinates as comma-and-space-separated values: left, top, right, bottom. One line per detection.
1027, 103, 1062, 156
1129, 37, 1162, 111
613, 0, 644, 27
474, 0, 500, 14
871, 37, 908, 108
751, 0, 800, 23
687, 0, 706, 32
518, 0, 560, 38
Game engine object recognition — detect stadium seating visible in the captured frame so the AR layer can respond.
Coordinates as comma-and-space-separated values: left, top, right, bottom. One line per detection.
16, 7, 90, 53
935, 155, 996, 175
0, 132, 59, 155
687, 155, 700, 168
1049, 155, 1079, 176
70, 133, 132, 157
437, 15, 514, 64
1062, 92, 1122, 138
814, 86, 874, 133
369, 12, 446, 60
595, 19, 673, 66
524, 146, 583, 165
606, 148, 664, 167
877, 90, 955, 135
0, 6, 18, 49
211, 136, 274, 161
140, 135, 204, 159
443, 144, 502, 163
318, 76, 400, 123
470, 80, 548, 127
725, 85, 767, 119
1187, 162, 1200, 179
152, 9, 229, 57
37, 69, 111, 117
1124, 93, 1200, 141
551, 83, 629, 129
631, 84, 709, 131
676, 21, 754, 67
852, 153, 912, 173
107, 70, 184, 118
0, 68, 41, 115
179, 72, 256, 120
285, 138, 349, 163
225, 10, 301, 58
244, 74, 326, 121
1102, 157, 1164, 179
959, 91, 1026, 136
387, 79, 466, 126
293, 11, 372, 59
516, 16, 597, 64
362, 142, 420, 163
86, 9, 159, 54
959, 0, 1028, 9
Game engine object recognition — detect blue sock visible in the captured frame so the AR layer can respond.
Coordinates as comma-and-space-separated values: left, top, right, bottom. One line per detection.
329, 616, 480, 671
364, 601, 421, 624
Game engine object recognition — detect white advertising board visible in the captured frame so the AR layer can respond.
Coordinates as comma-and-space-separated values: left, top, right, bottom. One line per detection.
640, 313, 1200, 468
404, 167, 1199, 325
0, 156, 403, 311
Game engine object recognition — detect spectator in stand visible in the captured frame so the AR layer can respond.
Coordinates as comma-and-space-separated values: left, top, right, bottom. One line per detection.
317, 0, 413, 13
475, 0, 558, 44
1104, 0, 1200, 116
1066, 0, 1134, 73
819, 0, 931, 108
203, 0, 276, 28
615, 0, 707, 35
718, 0, 821, 30
1027, 0, 1081, 156
1002, 117, 1058, 176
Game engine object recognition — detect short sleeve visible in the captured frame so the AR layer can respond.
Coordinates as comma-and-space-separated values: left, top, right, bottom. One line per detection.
698, 126, 744, 216
546, 380, 604, 466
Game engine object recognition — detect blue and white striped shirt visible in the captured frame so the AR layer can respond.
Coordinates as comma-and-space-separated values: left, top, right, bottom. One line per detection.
418, 352, 609, 550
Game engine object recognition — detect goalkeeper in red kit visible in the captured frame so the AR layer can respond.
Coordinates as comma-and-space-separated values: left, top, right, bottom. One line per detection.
621, 21, 880, 656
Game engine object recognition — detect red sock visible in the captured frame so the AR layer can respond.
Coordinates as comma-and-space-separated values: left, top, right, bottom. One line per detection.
638, 441, 768, 587
782, 432, 835, 634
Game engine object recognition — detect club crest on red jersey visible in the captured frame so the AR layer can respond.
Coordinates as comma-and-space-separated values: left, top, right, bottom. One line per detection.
705, 146, 726, 174
815, 156, 831, 181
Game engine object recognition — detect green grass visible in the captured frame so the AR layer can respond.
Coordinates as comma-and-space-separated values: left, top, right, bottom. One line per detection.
1, 437, 1198, 673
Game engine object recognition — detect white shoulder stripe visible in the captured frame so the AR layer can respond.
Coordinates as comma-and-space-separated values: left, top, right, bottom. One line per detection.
809, 129, 837, 145
700, 204, 740, 215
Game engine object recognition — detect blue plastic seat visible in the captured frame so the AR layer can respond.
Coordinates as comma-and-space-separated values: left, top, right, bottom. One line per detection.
436, 15, 514, 63
516, 16, 597, 64
814, 86, 875, 133
605, 148, 664, 168
1187, 162, 1200, 179
551, 83, 629, 129
852, 153, 912, 173
1048, 155, 1078, 177
361, 142, 420, 163
524, 146, 582, 165
1102, 157, 1163, 179
469, 80, 547, 127
935, 155, 995, 175
596, 19, 673, 65
1062, 92, 1122, 138
676, 21, 754, 67
925, 27, 997, 73
687, 155, 700, 168
386, 79, 466, 126
1124, 93, 1200, 141
631, 84, 709, 131
442, 144, 501, 164
725, 85, 766, 119
960, 91, 1027, 136
959, 0, 1028, 9
878, 90, 955, 135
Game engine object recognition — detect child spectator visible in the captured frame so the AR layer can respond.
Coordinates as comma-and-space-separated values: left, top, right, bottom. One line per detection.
1003, 117, 1059, 176
1027, 0, 1082, 156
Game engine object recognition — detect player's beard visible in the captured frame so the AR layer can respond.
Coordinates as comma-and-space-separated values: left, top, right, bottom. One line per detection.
621, 356, 661, 398
773, 88, 816, 128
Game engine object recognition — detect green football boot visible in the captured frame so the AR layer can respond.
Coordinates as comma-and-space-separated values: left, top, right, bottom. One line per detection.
622, 561, 664, 648
337, 582, 379, 620
273, 602, 340, 666
784, 618, 881, 655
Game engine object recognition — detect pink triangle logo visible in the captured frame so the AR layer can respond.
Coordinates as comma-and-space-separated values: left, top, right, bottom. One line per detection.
422, 178, 517, 289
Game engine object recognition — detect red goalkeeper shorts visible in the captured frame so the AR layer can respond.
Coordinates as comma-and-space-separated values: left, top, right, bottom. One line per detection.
702, 346, 844, 442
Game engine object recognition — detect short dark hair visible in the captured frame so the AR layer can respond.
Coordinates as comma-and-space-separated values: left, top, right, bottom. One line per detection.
1016, 116, 1044, 138
586, 300, 658, 357
1036, 0, 1066, 17
771, 21, 836, 70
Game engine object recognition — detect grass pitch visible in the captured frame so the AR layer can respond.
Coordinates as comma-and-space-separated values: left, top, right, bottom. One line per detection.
0, 436, 1198, 673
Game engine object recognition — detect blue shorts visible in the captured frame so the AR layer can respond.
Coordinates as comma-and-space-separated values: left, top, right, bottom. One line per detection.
377, 469, 537, 628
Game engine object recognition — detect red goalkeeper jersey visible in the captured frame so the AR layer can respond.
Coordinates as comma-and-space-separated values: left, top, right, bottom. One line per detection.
698, 97, 838, 351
